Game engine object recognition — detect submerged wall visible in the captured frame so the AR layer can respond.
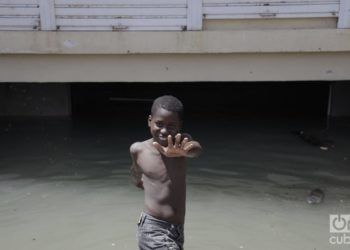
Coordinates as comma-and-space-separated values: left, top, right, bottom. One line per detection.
0, 83, 70, 117
0, 82, 349, 117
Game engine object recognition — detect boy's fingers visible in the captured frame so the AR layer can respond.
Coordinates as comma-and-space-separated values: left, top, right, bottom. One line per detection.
184, 143, 193, 152
181, 137, 189, 148
175, 133, 181, 148
167, 135, 174, 148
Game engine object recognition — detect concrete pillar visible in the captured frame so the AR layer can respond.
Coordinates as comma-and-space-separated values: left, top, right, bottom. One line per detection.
330, 82, 350, 117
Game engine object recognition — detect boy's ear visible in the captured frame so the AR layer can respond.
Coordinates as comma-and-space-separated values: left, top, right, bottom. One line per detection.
147, 115, 152, 127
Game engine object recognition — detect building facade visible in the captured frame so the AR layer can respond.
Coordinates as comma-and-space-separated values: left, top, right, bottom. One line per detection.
0, 0, 349, 116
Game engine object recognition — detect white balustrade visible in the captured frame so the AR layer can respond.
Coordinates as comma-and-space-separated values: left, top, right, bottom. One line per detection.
0, 0, 348, 31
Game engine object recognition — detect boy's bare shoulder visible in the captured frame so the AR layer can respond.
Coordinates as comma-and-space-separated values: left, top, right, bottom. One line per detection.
130, 139, 152, 155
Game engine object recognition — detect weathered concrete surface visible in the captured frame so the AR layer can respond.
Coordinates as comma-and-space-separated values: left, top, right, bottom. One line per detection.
0, 53, 350, 82
0, 29, 350, 54
0, 29, 350, 82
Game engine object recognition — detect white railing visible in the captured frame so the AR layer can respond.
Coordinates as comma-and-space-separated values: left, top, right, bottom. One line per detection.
0, 0, 40, 30
0, 0, 349, 31
53, 0, 190, 31
203, 0, 340, 19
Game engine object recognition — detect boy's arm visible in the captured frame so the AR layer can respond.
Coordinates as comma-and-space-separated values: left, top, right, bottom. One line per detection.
184, 140, 202, 158
130, 142, 144, 189
182, 133, 202, 158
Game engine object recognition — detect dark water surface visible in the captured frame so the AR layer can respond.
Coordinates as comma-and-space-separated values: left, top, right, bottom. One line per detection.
0, 116, 349, 250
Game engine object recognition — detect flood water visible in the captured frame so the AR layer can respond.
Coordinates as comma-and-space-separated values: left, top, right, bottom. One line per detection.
0, 116, 349, 250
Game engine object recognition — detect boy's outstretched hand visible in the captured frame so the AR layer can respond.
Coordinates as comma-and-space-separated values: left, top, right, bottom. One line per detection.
153, 133, 202, 158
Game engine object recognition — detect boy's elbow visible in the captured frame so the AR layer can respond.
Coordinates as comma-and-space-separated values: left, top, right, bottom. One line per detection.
135, 180, 144, 189
131, 175, 144, 189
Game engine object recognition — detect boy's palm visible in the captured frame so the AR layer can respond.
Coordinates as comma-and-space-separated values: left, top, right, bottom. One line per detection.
152, 134, 196, 157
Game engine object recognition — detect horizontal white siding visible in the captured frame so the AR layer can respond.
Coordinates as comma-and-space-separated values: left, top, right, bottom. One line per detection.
0, 0, 38, 5
0, 7, 39, 15
55, 8, 187, 16
55, 0, 186, 5
203, 1, 340, 19
0, 0, 348, 30
0, 0, 40, 30
55, 0, 187, 31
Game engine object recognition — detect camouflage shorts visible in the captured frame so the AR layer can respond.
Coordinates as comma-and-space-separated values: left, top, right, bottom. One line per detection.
137, 212, 184, 250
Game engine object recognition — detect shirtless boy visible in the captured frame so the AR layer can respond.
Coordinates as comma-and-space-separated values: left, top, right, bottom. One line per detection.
130, 95, 202, 250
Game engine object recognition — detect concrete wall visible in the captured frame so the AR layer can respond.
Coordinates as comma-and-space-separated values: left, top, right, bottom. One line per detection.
1, 53, 350, 82
1, 29, 350, 55
0, 29, 349, 117
0, 30, 350, 82
0, 83, 71, 116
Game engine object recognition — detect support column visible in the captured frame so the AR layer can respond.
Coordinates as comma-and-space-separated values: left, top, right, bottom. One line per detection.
338, 0, 350, 28
187, 0, 203, 30
39, 0, 56, 31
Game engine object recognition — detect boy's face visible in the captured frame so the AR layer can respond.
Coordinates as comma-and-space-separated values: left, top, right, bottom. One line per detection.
148, 107, 182, 146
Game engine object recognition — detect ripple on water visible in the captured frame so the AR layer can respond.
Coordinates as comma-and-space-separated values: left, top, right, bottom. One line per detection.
49, 175, 88, 181
0, 174, 21, 180
197, 168, 239, 176
267, 173, 306, 186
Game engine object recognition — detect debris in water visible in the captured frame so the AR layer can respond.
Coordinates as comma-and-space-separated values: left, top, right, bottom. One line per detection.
293, 130, 333, 149
307, 188, 325, 204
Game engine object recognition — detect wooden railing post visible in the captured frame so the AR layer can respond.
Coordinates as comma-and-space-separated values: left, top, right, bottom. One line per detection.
39, 0, 56, 30
187, 0, 202, 30
338, 0, 350, 28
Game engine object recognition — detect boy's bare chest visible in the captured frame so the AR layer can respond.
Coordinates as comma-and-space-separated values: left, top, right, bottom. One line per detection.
137, 149, 185, 181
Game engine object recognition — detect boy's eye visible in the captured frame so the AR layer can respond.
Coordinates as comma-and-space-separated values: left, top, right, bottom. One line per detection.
168, 126, 176, 131
155, 122, 163, 127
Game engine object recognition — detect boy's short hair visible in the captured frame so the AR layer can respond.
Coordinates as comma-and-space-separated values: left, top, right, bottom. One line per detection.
151, 95, 183, 120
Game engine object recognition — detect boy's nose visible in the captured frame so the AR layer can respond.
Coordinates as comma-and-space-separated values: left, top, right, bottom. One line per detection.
160, 128, 168, 135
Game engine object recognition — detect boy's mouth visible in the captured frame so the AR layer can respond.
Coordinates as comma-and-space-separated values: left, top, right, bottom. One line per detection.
158, 136, 167, 141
